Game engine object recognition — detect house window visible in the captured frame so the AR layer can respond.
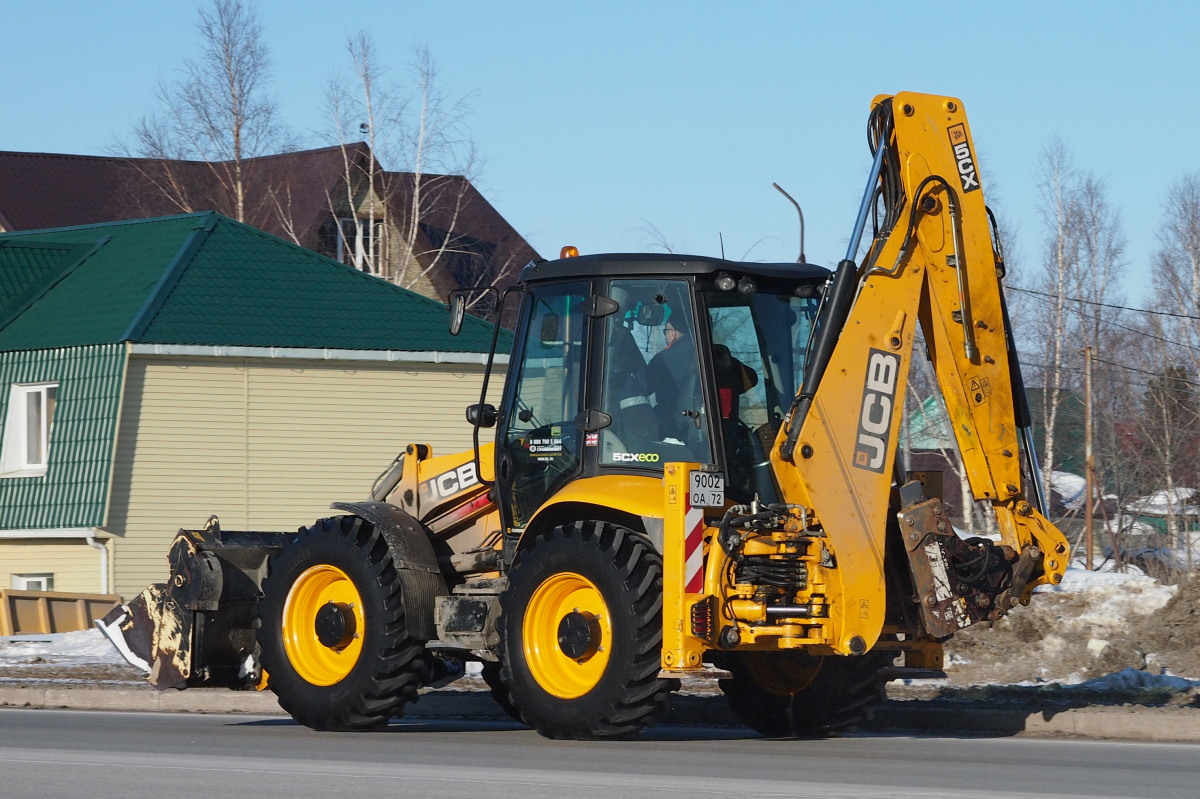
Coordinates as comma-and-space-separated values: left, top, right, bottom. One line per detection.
0, 382, 58, 477
335, 217, 384, 274
11, 573, 54, 591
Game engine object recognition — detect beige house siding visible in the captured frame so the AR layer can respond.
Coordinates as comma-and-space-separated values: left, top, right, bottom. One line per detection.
0, 539, 107, 594
105, 355, 499, 598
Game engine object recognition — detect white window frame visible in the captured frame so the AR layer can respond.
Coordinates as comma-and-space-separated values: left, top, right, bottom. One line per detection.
335, 217, 384, 274
11, 573, 54, 591
0, 382, 58, 477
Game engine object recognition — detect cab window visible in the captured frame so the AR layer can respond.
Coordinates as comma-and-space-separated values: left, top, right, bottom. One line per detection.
598, 279, 712, 469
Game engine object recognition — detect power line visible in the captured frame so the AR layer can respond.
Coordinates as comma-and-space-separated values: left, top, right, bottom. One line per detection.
1013, 288, 1200, 353
1091, 356, 1200, 391
1022, 355, 1200, 395
1008, 284, 1200, 322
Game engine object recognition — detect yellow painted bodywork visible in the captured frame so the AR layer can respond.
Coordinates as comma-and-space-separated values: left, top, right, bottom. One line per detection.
767, 92, 1069, 655
527, 474, 667, 529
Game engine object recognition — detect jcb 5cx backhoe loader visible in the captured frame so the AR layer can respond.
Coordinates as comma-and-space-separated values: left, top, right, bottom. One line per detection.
101, 92, 1069, 739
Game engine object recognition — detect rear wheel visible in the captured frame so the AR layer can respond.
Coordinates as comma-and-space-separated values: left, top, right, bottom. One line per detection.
718, 650, 892, 738
257, 515, 431, 730
498, 520, 674, 739
479, 661, 521, 721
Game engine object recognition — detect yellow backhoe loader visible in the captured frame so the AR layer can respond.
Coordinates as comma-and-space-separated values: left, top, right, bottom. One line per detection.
100, 92, 1069, 739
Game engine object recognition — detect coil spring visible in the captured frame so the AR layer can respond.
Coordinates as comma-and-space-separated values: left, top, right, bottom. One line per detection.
735, 555, 808, 591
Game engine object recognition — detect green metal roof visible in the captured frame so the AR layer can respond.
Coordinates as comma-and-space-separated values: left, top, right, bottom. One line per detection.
0, 212, 498, 353
0, 240, 99, 319
0, 343, 125, 529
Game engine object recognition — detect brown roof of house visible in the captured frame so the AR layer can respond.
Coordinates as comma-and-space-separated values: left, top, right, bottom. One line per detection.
0, 145, 538, 296
0, 145, 370, 237
0, 151, 143, 231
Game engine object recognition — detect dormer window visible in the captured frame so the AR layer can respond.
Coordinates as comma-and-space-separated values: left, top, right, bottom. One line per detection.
0, 382, 58, 477
335, 217, 384, 274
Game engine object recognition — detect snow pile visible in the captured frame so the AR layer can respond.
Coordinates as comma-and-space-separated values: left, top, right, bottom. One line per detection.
0, 628, 129, 667
1039, 565, 1176, 626
948, 565, 1200, 689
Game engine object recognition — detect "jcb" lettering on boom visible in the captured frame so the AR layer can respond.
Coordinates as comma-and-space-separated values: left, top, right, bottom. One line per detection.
853, 349, 901, 473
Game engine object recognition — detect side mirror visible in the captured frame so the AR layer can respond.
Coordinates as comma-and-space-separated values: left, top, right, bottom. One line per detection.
466, 403, 498, 428
448, 292, 467, 336
539, 312, 561, 346
635, 302, 664, 327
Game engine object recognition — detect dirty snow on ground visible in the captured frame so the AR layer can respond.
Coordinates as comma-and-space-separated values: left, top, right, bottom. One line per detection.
947, 563, 1200, 690
1039, 562, 1176, 627
0, 628, 129, 667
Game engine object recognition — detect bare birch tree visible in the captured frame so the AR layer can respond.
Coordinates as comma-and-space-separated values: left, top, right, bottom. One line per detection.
1145, 172, 1200, 569
125, 0, 280, 223
1030, 140, 1125, 490
324, 32, 390, 275
326, 38, 514, 296
1031, 139, 1078, 489
1155, 173, 1200, 361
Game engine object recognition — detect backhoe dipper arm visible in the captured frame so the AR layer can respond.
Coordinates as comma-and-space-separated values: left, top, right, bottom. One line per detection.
770, 92, 1069, 656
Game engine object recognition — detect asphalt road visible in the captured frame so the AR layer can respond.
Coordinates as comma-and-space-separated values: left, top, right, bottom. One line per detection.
2, 708, 1198, 799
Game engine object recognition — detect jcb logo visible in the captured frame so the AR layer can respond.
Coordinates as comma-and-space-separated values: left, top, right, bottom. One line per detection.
947, 123, 980, 193
419, 462, 479, 502
853, 349, 901, 473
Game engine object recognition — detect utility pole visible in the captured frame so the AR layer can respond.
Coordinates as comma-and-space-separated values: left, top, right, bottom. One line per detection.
1082, 346, 1095, 571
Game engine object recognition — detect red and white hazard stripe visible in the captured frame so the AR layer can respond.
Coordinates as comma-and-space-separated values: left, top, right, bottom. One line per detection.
684, 504, 705, 594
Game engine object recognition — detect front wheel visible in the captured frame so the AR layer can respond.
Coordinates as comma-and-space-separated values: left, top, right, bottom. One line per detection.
498, 520, 675, 739
257, 515, 431, 730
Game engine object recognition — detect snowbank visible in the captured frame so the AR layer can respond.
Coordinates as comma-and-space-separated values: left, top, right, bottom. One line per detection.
0, 628, 128, 667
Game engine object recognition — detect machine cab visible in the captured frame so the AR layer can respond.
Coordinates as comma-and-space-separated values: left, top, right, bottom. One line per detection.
489, 255, 829, 528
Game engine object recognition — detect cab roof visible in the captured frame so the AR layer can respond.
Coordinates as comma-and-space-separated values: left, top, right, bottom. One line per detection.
519, 253, 830, 284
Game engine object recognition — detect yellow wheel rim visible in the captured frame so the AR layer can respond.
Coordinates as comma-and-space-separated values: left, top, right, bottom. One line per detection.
281, 564, 365, 686
523, 571, 612, 699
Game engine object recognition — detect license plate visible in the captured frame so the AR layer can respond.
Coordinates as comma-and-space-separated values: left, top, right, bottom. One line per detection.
689, 470, 725, 507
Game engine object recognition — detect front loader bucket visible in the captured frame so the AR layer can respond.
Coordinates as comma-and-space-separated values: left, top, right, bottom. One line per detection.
96, 518, 290, 690
98, 582, 189, 687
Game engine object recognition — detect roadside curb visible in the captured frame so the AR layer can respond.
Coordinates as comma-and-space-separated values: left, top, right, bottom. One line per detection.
2, 684, 1197, 741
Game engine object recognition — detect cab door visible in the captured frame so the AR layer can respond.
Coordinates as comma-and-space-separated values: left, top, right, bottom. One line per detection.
496, 280, 591, 527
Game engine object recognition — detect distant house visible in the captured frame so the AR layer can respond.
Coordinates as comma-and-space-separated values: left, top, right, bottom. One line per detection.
901, 393, 1085, 518
0, 212, 501, 599
1124, 488, 1200, 535
0, 144, 539, 312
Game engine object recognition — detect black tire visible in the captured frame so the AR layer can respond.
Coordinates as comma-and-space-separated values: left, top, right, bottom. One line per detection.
497, 520, 675, 739
257, 515, 431, 731
718, 650, 892, 738
479, 661, 522, 722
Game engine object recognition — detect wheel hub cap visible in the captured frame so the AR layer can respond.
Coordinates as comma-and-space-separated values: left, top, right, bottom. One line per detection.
557, 610, 600, 659
314, 601, 356, 649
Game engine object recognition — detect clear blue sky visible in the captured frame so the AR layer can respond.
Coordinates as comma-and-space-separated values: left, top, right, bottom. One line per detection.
5, 2, 1197, 303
